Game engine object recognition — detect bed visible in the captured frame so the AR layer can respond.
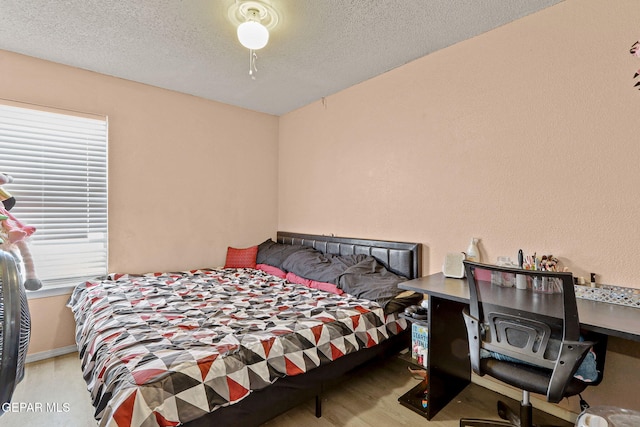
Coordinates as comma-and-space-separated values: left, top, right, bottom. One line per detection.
68, 231, 422, 427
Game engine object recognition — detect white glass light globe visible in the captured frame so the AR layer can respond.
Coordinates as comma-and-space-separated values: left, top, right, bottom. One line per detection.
237, 21, 269, 50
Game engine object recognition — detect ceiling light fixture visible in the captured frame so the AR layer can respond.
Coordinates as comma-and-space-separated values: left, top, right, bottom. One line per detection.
228, 0, 279, 79
237, 9, 269, 50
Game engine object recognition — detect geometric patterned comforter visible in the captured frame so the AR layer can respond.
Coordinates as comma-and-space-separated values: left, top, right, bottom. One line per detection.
67, 268, 408, 427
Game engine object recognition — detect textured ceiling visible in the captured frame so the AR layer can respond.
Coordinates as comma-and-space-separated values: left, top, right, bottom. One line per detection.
0, 0, 562, 116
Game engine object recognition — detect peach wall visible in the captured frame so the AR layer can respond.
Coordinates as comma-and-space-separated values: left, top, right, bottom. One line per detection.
279, 0, 640, 414
27, 294, 78, 354
1, 49, 279, 355
280, 0, 640, 288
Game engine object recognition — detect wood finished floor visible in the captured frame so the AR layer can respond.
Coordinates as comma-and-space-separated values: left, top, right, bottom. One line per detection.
2, 351, 572, 427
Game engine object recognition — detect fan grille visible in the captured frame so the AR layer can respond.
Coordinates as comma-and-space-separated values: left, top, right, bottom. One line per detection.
0, 251, 31, 415
0, 280, 4, 364
0, 277, 32, 383
17, 282, 30, 383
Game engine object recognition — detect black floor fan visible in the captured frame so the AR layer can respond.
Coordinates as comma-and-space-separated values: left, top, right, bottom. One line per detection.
0, 249, 31, 416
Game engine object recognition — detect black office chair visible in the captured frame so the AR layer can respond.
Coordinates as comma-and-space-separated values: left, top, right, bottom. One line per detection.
0, 250, 31, 416
460, 261, 606, 427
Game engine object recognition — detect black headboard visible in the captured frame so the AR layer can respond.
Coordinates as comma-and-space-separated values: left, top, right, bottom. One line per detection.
276, 231, 422, 280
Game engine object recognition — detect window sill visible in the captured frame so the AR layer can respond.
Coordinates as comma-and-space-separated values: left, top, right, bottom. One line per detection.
26, 284, 77, 300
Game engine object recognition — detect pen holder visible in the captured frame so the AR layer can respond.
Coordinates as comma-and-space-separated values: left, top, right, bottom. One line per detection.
532, 276, 563, 293
491, 257, 517, 287
515, 274, 527, 290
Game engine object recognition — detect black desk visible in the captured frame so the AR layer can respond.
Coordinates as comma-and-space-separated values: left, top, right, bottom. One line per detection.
398, 273, 640, 420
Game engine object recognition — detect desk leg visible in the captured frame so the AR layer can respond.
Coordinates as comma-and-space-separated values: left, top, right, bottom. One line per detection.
426, 295, 471, 419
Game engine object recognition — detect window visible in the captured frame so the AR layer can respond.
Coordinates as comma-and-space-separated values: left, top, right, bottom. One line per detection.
0, 102, 108, 292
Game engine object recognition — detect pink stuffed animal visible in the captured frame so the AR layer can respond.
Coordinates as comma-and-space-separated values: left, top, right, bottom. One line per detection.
0, 173, 42, 291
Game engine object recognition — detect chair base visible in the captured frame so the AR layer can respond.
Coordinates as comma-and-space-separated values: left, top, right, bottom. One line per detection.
460, 417, 514, 427
460, 399, 567, 427
461, 399, 528, 427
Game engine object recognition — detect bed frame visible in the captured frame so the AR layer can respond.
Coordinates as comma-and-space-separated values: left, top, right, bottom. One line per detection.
184, 231, 422, 427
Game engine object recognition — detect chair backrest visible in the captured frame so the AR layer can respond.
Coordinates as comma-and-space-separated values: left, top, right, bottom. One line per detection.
462, 260, 594, 403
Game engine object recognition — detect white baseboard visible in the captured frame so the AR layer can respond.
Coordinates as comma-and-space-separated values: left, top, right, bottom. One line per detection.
471, 373, 578, 424
26, 345, 78, 364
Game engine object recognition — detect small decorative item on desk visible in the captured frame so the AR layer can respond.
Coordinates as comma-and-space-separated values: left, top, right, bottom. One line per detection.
515, 249, 527, 289
522, 253, 563, 293
466, 238, 480, 262
443, 252, 466, 278
491, 256, 518, 287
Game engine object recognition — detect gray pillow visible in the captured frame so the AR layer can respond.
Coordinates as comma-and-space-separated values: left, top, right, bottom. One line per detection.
281, 249, 367, 284
256, 239, 314, 271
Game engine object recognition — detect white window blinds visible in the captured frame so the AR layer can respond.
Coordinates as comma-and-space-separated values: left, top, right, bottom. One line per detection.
0, 103, 108, 289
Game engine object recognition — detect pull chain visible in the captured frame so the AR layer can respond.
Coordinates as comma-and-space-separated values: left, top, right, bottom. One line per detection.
249, 49, 258, 80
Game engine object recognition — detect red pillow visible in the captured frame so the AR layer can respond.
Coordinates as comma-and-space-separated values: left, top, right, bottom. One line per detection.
310, 280, 344, 295
224, 245, 258, 269
286, 272, 312, 287
256, 263, 287, 279
285, 272, 344, 295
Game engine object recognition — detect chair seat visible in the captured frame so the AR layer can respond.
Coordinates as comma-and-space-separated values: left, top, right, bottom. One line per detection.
481, 358, 588, 400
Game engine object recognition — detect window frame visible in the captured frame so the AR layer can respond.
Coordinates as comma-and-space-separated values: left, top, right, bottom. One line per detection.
0, 100, 108, 298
